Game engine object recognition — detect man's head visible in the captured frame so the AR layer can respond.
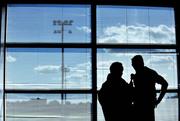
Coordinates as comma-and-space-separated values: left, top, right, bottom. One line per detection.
110, 62, 123, 77
131, 55, 144, 71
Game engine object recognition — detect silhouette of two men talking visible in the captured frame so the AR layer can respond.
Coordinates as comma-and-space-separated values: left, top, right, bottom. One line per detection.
98, 55, 168, 121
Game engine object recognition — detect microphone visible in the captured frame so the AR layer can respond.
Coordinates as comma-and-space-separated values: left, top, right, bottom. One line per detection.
131, 74, 135, 80
130, 74, 135, 87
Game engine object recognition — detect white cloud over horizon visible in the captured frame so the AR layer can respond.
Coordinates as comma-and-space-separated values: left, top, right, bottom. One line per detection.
98, 24, 175, 44
77, 26, 91, 33
34, 65, 61, 74
96, 54, 177, 89
66, 62, 91, 81
146, 55, 177, 71
33, 63, 92, 88
6, 55, 16, 63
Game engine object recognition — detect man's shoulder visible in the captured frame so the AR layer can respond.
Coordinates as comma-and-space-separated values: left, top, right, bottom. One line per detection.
100, 80, 111, 90
144, 66, 157, 74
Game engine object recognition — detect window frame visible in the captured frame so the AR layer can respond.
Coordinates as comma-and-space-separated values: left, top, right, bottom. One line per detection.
1, 0, 179, 121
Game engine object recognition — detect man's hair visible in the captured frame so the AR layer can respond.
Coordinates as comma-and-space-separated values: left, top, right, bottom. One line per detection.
131, 55, 144, 66
110, 62, 123, 73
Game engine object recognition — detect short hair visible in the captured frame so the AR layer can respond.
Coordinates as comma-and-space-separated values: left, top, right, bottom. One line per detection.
110, 62, 123, 73
131, 55, 144, 65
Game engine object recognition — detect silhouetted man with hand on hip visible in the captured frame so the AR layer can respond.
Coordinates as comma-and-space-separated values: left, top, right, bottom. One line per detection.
98, 62, 133, 121
131, 55, 168, 121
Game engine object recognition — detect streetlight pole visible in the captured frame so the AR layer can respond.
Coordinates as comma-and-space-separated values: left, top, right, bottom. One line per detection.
53, 20, 73, 42
53, 20, 73, 104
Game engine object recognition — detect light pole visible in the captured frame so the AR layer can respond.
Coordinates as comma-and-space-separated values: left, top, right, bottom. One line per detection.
53, 20, 73, 104
53, 20, 73, 43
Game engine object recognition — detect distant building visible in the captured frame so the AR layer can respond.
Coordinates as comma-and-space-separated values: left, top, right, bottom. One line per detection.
29, 97, 47, 105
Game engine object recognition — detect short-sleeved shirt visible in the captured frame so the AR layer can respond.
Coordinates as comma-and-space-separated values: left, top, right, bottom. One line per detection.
133, 66, 161, 108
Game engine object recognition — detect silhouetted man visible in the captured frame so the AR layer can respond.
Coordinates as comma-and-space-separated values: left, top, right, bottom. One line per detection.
131, 55, 168, 121
98, 62, 133, 121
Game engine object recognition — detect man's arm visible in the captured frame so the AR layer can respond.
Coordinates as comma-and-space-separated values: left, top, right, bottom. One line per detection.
155, 75, 168, 107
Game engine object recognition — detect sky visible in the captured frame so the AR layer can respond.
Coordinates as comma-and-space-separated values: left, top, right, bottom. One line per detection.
1, 4, 177, 91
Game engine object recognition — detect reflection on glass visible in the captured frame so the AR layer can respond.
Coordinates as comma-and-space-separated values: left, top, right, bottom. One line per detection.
97, 6, 175, 44
6, 94, 92, 121
64, 49, 91, 89
155, 93, 178, 121
6, 48, 62, 90
97, 49, 177, 90
7, 4, 91, 43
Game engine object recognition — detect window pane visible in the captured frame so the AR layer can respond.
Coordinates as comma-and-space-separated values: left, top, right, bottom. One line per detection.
98, 93, 178, 121
6, 48, 62, 90
64, 49, 91, 89
127, 7, 149, 43
155, 93, 178, 121
149, 7, 175, 44
6, 94, 92, 121
6, 48, 91, 90
97, 6, 175, 44
97, 6, 127, 43
7, 4, 91, 43
97, 49, 177, 90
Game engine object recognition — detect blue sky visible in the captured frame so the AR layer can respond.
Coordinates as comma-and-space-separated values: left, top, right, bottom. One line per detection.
3, 4, 177, 90
7, 4, 91, 43
97, 6, 175, 44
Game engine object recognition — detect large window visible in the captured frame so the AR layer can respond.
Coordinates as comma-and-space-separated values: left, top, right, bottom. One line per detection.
0, 2, 179, 121
4, 4, 93, 121
6, 48, 91, 90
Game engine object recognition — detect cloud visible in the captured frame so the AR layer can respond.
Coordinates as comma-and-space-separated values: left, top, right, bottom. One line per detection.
147, 56, 173, 64
146, 55, 176, 70
33, 62, 91, 88
98, 24, 175, 44
6, 55, 16, 63
34, 65, 61, 74
97, 60, 113, 70
33, 62, 92, 88
149, 25, 175, 43
77, 26, 91, 33
66, 62, 91, 80
58, 62, 92, 88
